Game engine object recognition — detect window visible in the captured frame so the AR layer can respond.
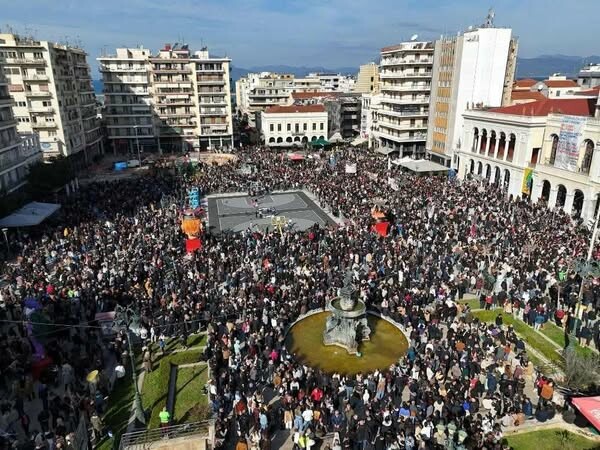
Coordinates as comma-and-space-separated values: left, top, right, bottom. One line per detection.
269, 124, 274, 132
33, 52, 43, 59
295, 123, 299, 133
16, 101, 26, 107
312, 123, 316, 131
277, 123, 281, 132
287, 123, 291, 131
320, 123, 324, 130
303, 123, 307, 131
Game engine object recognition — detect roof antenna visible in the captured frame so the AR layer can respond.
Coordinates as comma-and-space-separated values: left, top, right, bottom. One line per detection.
484, 8, 495, 28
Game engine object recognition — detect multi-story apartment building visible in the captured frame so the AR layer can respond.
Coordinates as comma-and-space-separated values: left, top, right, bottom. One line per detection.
324, 93, 362, 139
578, 64, 600, 89
235, 73, 294, 127
98, 43, 233, 152
375, 41, 433, 158
0, 63, 41, 194
98, 47, 154, 153
306, 73, 355, 93
354, 63, 380, 94
0, 33, 101, 165
291, 77, 322, 93
426, 14, 517, 167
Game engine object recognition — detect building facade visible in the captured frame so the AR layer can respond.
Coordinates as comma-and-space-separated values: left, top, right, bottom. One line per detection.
426, 20, 517, 167
324, 93, 362, 139
375, 41, 433, 158
0, 33, 102, 165
354, 63, 380, 94
532, 75, 581, 98
0, 64, 42, 194
456, 97, 599, 221
99, 44, 233, 152
235, 73, 294, 127
578, 64, 600, 89
307, 73, 355, 93
260, 105, 327, 147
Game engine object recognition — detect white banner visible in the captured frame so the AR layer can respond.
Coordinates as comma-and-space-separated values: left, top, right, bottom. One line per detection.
345, 163, 357, 174
388, 177, 399, 191
554, 115, 587, 172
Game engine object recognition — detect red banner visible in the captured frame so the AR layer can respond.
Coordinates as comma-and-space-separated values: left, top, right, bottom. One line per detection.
372, 221, 390, 237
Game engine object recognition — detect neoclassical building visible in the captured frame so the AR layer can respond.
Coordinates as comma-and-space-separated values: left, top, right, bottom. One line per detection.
457, 97, 600, 221
259, 105, 328, 147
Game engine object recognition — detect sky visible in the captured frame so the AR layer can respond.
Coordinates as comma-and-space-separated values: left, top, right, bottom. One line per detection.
2, 0, 599, 76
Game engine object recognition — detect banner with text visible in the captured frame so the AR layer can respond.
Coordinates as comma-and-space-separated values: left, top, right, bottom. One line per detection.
345, 163, 357, 174
554, 115, 587, 172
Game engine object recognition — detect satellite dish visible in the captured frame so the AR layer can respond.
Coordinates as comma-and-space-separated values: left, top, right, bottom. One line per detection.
410, 34, 418, 41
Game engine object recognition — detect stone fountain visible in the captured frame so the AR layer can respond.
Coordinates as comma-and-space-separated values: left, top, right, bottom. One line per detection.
323, 271, 371, 355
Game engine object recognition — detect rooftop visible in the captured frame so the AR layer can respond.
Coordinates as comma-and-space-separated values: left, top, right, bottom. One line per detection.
575, 86, 600, 96
513, 78, 538, 89
488, 98, 596, 117
510, 90, 546, 101
540, 79, 579, 88
291, 91, 336, 100
264, 105, 326, 114
381, 41, 434, 53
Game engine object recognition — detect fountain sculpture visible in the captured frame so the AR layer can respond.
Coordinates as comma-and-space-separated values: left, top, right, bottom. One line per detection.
323, 271, 371, 354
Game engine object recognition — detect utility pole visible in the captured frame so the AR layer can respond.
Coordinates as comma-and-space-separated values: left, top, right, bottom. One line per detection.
121, 307, 145, 426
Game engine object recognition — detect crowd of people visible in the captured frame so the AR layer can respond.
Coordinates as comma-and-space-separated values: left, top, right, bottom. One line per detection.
0, 147, 598, 450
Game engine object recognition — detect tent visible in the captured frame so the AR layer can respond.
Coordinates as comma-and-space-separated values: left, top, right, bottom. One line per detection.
311, 138, 329, 147
572, 396, 600, 431
0, 202, 61, 227
328, 132, 344, 144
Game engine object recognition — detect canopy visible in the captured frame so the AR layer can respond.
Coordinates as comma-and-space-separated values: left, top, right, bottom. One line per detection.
0, 202, 61, 228
311, 138, 329, 147
376, 147, 397, 155
572, 396, 600, 431
328, 132, 344, 144
393, 159, 449, 174
351, 136, 367, 147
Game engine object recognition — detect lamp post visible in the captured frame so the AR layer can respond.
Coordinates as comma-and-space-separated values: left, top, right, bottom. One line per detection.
133, 125, 141, 167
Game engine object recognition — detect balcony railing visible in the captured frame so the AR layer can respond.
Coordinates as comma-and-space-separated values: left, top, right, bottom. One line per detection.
28, 106, 54, 114
25, 91, 52, 97
380, 58, 433, 66
0, 95, 14, 106
5, 58, 46, 65
380, 71, 432, 79
31, 121, 57, 129
22, 74, 49, 81
0, 118, 17, 129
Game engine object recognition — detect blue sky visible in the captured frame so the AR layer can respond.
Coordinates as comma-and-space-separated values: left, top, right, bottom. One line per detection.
2, 0, 598, 76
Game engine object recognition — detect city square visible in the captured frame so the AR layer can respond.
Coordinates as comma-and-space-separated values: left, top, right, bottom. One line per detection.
0, 3, 600, 450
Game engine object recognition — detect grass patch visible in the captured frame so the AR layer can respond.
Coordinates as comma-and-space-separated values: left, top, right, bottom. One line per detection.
174, 365, 209, 423
96, 374, 135, 450
505, 429, 600, 450
458, 297, 481, 310
141, 349, 203, 429
471, 310, 563, 366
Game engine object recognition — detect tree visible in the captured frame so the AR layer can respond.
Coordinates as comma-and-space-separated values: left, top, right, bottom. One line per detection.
562, 346, 600, 392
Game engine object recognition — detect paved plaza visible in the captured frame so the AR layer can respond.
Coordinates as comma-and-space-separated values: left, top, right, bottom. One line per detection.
206, 191, 336, 233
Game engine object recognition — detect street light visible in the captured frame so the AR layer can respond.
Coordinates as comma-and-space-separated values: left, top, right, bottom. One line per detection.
133, 125, 141, 167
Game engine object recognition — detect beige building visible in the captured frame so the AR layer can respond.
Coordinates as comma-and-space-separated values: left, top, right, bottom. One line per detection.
291, 77, 321, 93
235, 73, 294, 127
375, 41, 433, 158
260, 105, 327, 147
99, 43, 233, 152
0, 64, 41, 193
532, 75, 581, 98
0, 33, 101, 165
353, 63, 380, 94
426, 15, 517, 167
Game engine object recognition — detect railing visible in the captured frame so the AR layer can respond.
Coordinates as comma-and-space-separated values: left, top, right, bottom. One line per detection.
22, 74, 49, 81
119, 421, 213, 450
25, 91, 51, 97
28, 106, 54, 114
5, 58, 46, 65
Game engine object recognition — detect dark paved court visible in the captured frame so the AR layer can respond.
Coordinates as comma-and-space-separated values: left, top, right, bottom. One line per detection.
207, 191, 336, 233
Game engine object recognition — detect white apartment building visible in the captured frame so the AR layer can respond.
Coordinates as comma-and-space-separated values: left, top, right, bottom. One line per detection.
307, 73, 355, 93
360, 93, 381, 145
260, 105, 327, 147
0, 65, 41, 193
578, 64, 600, 89
456, 97, 599, 220
0, 33, 102, 165
292, 77, 322, 93
98, 47, 154, 153
99, 44, 233, 152
235, 73, 294, 127
426, 16, 517, 167
375, 41, 433, 158
532, 75, 581, 98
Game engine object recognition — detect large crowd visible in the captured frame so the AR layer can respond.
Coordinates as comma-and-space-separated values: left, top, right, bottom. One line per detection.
0, 147, 599, 450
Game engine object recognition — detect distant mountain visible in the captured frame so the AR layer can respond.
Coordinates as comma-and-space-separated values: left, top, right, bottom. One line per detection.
516, 55, 600, 79
230, 65, 360, 83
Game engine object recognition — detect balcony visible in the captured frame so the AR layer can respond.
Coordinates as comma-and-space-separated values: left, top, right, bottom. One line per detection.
380, 58, 433, 66
378, 108, 428, 118
0, 95, 14, 106
379, 71, 432, 79
154, 81, 192, 88
381, 84, 431, 92
75, 61, 89, 68
100, 65, 147, 73
380, 96, 429, 105
197, 79, 225, 85
377, 130, 426, 142
25, 91, 52, 98
5, 58, 46, 65
31, 121, 57, 129
28, 106, 54, 114
199, 109, 226, 116
159, 112, 195, 118
153, 67, 191, 74
379, 121, 426, 132
22, 74, 49, 82
0, 118, 17, 129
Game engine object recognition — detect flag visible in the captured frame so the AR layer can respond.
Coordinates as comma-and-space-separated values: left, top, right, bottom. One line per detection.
522, 168, 533, 195
372, 221, 390, 237
185, 238, 202, 253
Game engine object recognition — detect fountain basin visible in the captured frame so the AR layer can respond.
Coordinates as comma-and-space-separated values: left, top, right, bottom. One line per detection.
285, 311, 409, 375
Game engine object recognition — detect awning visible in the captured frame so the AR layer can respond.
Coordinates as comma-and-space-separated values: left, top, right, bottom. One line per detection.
0, 202, 61, 227
311, 138, 329, 147
376, 147, 397, 155
572, 396, 600, 431
351, 137, 367, 146
287, 153, 305, 161
393, 159, 449, 174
